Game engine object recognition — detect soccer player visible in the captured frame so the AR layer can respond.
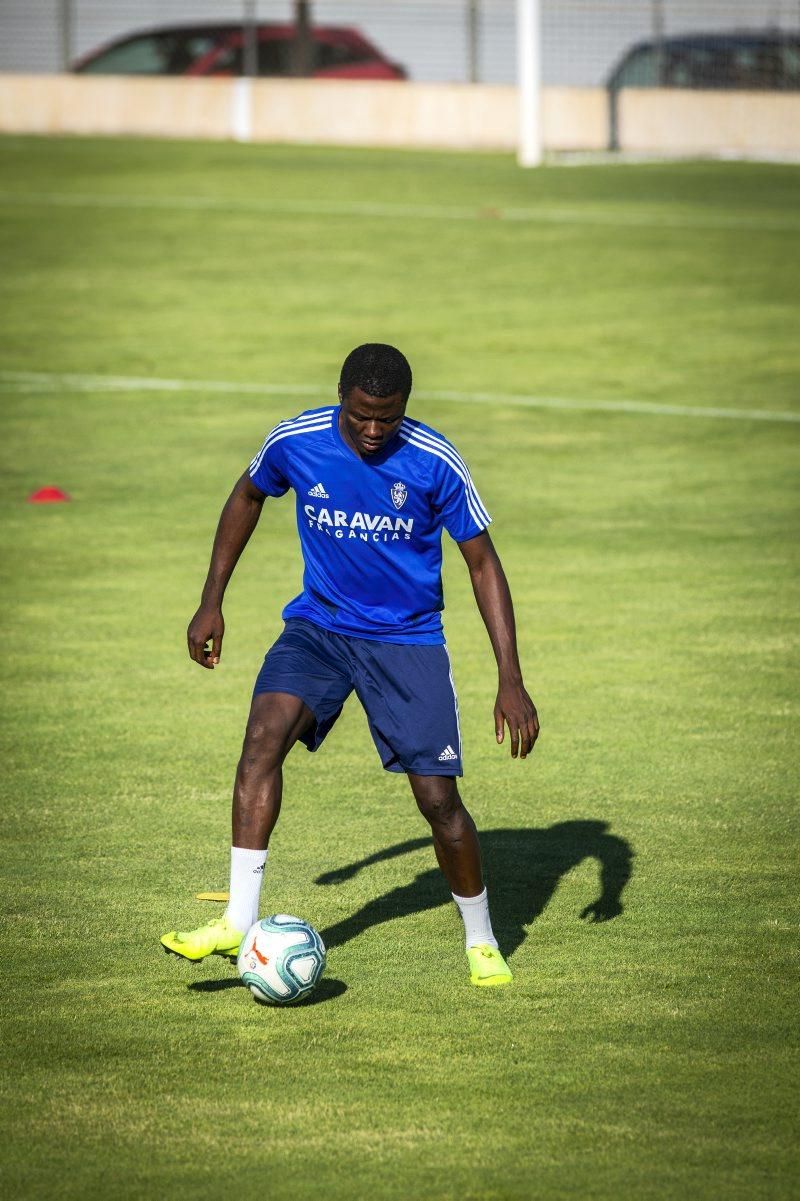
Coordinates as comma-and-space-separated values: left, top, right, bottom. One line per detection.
161, 344, 539, 987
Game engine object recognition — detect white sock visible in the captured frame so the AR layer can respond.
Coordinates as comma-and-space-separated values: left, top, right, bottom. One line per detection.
225, 846, 268, 933
452, 886, 498, 950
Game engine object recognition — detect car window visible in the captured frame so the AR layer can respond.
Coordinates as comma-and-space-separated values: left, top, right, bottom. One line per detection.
209, 37, 315, 76
79, 31, 219, 74
738, 43, 787, 88
257, 39, 296, 75
165, 34, 220, 73
782, 44, 800, 87
611, 36, 800, 90
317, 41, 373, 70
613, 47, 659, 88
79, 35, 170, 74
203, 43, 241, 74
663, 46, 705, 87
665, 41, 799, 89
727, 45, 767, 87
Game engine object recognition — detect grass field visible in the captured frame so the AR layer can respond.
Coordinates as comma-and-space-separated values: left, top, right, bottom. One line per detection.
1, 135, 798, 1200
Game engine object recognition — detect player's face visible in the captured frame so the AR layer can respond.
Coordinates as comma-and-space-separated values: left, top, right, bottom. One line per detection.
339, 387, 407, 457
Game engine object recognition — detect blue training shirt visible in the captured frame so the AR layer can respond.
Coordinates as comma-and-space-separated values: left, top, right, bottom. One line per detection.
248, 405, 491, 645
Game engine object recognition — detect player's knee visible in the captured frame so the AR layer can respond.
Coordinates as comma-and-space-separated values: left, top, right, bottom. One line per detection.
240, 712, 292, 773
415, 779, 461, 826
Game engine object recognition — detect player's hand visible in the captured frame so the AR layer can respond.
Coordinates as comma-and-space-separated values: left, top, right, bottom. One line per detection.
187, 604, 225, 669
495, 679, 539, 759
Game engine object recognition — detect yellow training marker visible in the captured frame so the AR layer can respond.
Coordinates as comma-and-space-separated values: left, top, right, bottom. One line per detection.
195, 891, 229, 902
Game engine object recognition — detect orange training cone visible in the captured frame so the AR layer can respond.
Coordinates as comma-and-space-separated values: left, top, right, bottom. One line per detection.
28, 486, 70, 504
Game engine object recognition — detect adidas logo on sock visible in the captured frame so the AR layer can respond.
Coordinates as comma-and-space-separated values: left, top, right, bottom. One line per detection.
308, 482, 329, 498
438, 745, 458, 761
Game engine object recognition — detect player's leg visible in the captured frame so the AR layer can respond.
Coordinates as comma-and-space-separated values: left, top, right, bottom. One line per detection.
407, 772, 482, 896
161, 692, 314, 961
352, 637, 512, 986
224, 690, 316, 933
161, 619, 352, 962
408, 773, 511, 986
232, 690, 316, 850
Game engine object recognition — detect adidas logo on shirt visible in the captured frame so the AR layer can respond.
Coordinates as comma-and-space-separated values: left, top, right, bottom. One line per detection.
438, 745, 458, 762
308, 482, 330, 498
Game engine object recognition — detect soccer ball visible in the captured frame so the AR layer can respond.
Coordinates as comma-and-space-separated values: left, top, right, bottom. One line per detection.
237, 914, 326, 1005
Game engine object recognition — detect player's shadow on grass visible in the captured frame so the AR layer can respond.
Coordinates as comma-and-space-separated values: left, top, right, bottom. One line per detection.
316, 821, 633, 957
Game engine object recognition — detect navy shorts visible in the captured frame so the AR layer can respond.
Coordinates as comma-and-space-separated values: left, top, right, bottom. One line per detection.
253, 618, 463, 776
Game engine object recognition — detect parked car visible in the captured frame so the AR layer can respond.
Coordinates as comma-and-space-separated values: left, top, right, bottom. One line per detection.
607, 31, 800, 92
606, 30, 800, 149
72, 22, 406, 80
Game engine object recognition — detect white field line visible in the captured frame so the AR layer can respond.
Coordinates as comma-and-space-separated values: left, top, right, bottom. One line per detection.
2, 370, 798, 425
0, 190, 798, 233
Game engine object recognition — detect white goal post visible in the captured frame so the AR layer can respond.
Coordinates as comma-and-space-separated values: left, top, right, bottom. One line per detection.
516, 0, 543, 166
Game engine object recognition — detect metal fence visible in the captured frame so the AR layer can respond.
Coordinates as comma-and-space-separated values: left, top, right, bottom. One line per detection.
1, 0, 797, 87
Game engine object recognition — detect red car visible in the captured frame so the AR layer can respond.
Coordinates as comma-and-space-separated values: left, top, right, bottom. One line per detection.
73, 22, 407, 80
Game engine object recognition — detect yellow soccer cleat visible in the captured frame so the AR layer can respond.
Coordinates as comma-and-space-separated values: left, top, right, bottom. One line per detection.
160, 916, 244, 962
467, 943, 513, 988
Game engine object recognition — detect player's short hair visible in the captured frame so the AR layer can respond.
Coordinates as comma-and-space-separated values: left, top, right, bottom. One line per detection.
339, 343, 413, 404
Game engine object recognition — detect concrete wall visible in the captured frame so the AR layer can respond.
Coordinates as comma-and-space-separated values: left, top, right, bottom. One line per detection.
0, 75, 235, 140
618, 88, 800, 158
0, 74, 797, 157
0, 74, 610, 152
249, 80, 520, 151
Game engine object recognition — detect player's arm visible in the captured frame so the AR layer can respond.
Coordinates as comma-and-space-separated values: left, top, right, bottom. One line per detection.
187, 471, 267, 669
458, 531, 539, 759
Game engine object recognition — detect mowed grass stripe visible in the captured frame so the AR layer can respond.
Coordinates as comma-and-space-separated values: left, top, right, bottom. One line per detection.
1, 189, 799, 233
2, 370, 798, 425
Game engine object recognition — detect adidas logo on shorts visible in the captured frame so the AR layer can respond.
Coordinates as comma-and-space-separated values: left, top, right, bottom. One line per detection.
438, 745, 458, 762
308, 482, 330, 498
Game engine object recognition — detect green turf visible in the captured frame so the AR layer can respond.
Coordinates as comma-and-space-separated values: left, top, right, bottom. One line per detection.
0, 135, 798, 1201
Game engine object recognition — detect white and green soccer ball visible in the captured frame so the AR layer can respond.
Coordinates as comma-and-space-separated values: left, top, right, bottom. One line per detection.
237, 914, 326, 1005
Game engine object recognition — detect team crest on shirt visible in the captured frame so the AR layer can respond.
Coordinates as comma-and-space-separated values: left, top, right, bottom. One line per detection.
390, 481, 408, 510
